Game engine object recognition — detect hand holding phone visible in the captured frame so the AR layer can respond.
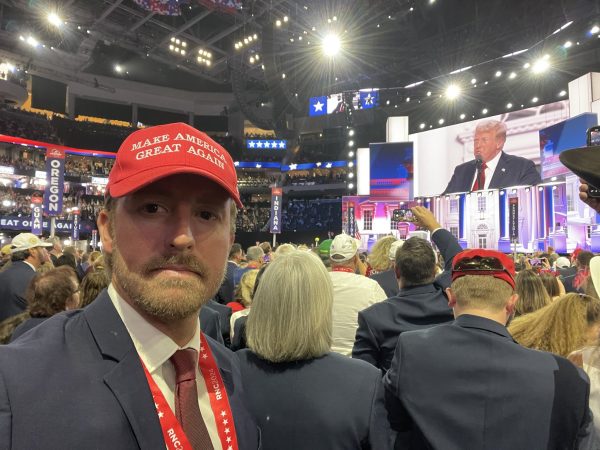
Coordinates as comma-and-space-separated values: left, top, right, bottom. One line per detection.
585, 126, 600, 198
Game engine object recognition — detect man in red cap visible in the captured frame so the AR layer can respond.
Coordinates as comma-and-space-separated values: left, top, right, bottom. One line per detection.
0, 123, 259, 449
384, 248, 594, 449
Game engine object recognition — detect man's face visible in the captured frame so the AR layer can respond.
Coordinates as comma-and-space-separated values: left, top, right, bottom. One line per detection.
98, 174, 234, 322
33, 247, 49, 265
473, 128, 504, 163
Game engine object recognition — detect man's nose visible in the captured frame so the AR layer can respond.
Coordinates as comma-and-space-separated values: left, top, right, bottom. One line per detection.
169, 211, 195, 250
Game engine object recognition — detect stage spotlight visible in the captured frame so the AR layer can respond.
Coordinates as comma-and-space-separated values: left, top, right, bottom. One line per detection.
26, 36, 39, 47
591, 25, 600, 35
507, 102, 513, 108
532, 56, 550, 74
348, 183, 354, 189
459, 114, 466, 120
348, 151, 354, 158
275, 19, 282, 27
471, 78, 477, 84
348, 129, 354, 137
419, 123, 425, 129
348, 161, 354, 168
558, 90, 567, 97
495, 71, 502, 77
445, 84, 461, 100
348, 140, 354, 147
532, 96, 538, 103
563, 41, 572, 48
47, 12, 62, 27
322, 33, 341, 57
348, 173, 354, 179
509, 72, 517, 79
438, 118, 445, 125
482, 108, 488, 114
114, 64, 123, 73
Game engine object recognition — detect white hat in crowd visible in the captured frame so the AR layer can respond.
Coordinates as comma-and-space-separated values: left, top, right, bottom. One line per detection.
554, 256, 571, 269
10, 233, 52, 254
330, 234, 361, 262
388, 240, 405, 260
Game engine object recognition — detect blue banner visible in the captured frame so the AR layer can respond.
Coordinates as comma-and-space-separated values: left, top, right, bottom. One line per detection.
72, 210, 80, 240
246, 140, 287, 150
309, 95, 327, 117
31, 197, 43, 236
359, 90, 379, 109
43, 147, 66, 216
0, 216, 92, 234
270, 187, 282, 234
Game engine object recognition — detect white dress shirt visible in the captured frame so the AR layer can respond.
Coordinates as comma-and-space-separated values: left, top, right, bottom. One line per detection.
471, 151, 502, 190
108, 284, 223, 449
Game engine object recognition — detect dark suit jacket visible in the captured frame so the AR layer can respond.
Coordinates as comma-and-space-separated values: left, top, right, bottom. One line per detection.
0, 261, 36, 323
352, 229, 461, 371
559, 266, 578, 293
0, 291, 260, 450
9, 316, 48, 342
237, 350, 394, 450
199, 305, 224, 345
205, 299, 233, 345
383, 315, 593, 450
369, 269, 400, 298
215, 261, 238, 304
443, 151, 541, 194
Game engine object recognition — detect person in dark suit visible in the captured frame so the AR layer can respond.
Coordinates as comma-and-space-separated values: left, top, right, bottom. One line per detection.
0, 233, 52, 323
384, 248, 594, 449
0, 123, 259, 449
215, 243, 243, 304
353, 207, 461, 371
238, 250, 394, 450
443, 119, 541, 194
369, 239, 403, 298
204, 298, 232, 345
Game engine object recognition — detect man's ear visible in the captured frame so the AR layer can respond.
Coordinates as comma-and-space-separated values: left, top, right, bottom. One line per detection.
97, 209, 114, 255
506, 293, 519, 316
446, 287, 457, 308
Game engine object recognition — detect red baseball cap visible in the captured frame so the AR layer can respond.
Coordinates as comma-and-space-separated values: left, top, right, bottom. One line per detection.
106, 122, 242, 207
451, 249, 516, 289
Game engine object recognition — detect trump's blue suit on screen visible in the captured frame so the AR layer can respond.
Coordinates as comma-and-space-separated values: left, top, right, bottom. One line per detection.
0, 290, 259, 450
443, 152, 541, 194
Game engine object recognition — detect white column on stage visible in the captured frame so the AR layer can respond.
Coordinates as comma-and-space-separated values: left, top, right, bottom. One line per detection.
356, 148, 370, 196
568, 72, 600, 117
386, 116, 409, 142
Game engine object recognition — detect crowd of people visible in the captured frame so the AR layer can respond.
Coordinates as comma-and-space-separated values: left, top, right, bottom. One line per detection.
1, 121, 600, 449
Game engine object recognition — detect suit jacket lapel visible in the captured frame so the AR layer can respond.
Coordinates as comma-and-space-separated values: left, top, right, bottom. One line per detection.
84, 291, 165, 450
488, 152, 507, 189
462, 160, 477, 192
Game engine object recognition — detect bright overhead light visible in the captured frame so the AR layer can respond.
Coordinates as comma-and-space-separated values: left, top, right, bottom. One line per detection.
482, 108, 488, 114
459, 114, 466, 120
47, 12, 62, 27
509, 72, 517, 79
495, 71, 502, 77
426, 91, 432, 96
275, 19, 282, 27
563, 41, 572, 48
114, 64, 123, 73
348, 151, 354, 157
322, 33, 341, 57
283, 16, 288, 22
507, 102, 513, 108
348, 140, 354, 147
348, 129, 354, 136
348, 172, 354, 179
445, 84, 461, 100
523, 62, 531, 69
419, 123, 426, 129
591, 25, 600, 34
26, 36, 39, 47
438, 118, 445, 125
532, 56, 550, 74
348, 183, 354, 189
281, 73, 286, 79
558, 90, 567, 97
532, 97, 539, 103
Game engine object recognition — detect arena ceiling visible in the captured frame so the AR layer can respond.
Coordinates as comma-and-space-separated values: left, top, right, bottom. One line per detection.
0, 0, 599, 130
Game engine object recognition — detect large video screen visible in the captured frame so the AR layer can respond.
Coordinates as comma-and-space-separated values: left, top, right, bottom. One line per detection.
308, 89, 379, 117
410, 100, 570, 197
369, 142, 413, 199
539, 112, 598, 180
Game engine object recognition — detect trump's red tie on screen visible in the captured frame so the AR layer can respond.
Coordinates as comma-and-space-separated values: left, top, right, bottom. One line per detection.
472, 161, 487, 191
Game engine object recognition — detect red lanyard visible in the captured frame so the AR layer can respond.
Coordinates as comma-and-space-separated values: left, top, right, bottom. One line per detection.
332, 267, 355, 273
141, 333, 239, 450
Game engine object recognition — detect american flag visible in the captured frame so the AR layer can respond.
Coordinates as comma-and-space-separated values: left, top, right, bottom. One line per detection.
353, 218, 361, 240
132, 0, 188, 15
196, 0, 242, 13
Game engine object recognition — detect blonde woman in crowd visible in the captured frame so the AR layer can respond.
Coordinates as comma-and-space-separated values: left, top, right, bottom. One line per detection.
509, 293, 600, 357
514, 269, 551, 316
366, 235, 396, 276
237, 250, 393, 449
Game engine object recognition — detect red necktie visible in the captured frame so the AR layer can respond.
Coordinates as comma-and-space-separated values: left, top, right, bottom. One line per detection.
472, 161, 487, 191
170, 349, 214, 450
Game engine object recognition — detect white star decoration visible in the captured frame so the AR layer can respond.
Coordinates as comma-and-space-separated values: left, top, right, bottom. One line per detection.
279, 141, 285, 148
158, 411, 164, 419
256, 141, 263, 148
221, 410, 227, 417
326, 163, 332, 168
364, 93, 373, 105
225, 427, 230, 434
223, 419, 229, 425
226, 437, 232, 443
313, 100, 324, 112
248, 141, 256, 148
289, 164, 297, 170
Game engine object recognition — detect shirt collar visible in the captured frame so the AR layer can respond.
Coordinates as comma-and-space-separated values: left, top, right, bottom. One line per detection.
485, 150, 503, 173
107, 283, 201, 374
22, 261, 37, 272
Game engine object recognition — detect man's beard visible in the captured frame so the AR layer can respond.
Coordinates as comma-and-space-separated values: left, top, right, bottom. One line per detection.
111, 243, 226, 322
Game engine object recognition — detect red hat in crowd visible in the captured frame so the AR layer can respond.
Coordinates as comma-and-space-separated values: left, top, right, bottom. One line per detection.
106, 122, 242, 207
451, 249, 516, 290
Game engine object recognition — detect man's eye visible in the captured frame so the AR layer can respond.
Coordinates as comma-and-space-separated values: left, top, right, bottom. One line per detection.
142, 204, 162, 213
198, 211, 216, 220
